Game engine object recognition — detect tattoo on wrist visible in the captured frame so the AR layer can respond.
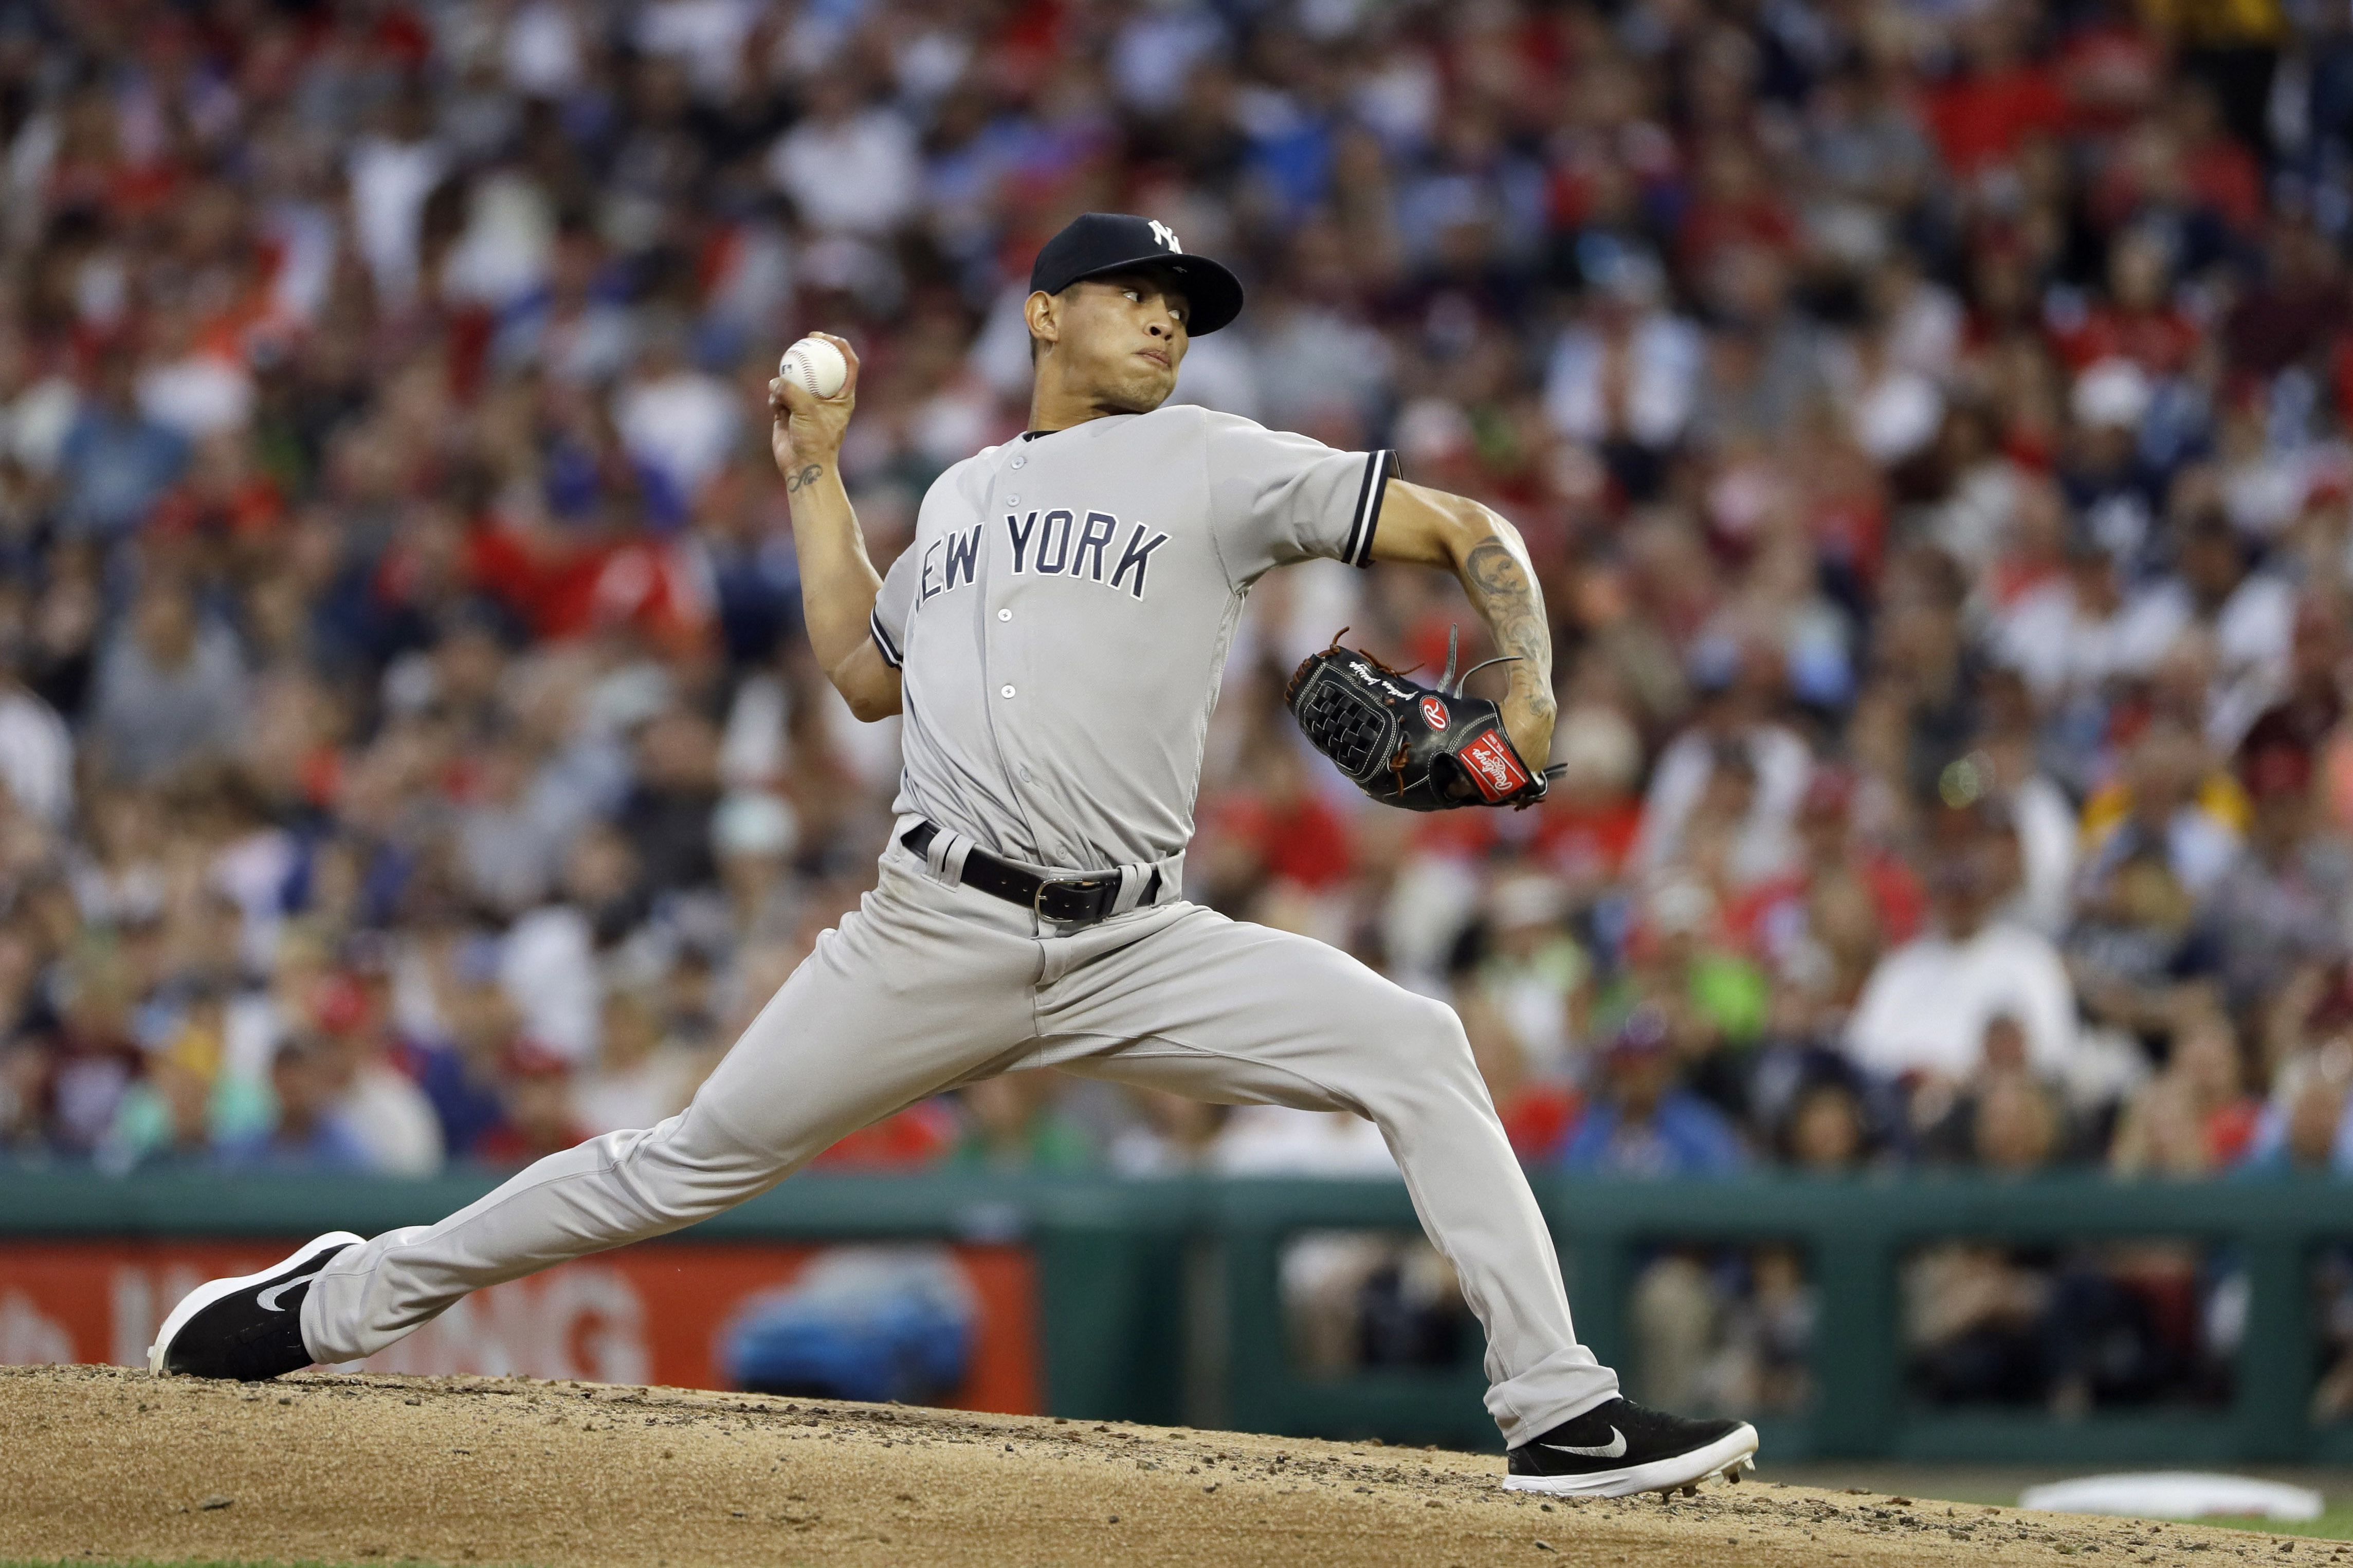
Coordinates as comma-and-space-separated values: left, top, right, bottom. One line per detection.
784, 463, 823, 493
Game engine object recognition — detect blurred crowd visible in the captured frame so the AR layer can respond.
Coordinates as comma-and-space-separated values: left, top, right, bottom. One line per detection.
10, 0, 2353, 1230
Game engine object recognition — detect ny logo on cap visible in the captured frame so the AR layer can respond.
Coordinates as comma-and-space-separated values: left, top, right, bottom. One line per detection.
1148, 219, 1183, 253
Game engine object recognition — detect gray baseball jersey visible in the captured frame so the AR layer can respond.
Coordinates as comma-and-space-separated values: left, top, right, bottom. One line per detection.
867, 407, 1396, 871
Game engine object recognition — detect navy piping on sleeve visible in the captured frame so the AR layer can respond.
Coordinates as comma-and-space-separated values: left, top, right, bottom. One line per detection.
1345, 448, 1397, 568
869, 605, 903, 668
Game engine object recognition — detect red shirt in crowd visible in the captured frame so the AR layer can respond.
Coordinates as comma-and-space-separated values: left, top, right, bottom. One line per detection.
1213, 790, 1355, 891
463, 515, 708, 648
2206, 1098, 2262, 1168
812, 1100, 958, 1169
1676, 195, 1800, 272
1498, 1082, 1583, 1164
1926, 66, 2070, 175
1721, 849, 1927, 960
1406, 796, 1644, 887
2047, 305, 2202, 377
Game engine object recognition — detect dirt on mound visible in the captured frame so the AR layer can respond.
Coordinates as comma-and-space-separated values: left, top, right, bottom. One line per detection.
0, 1364, 2303, 1565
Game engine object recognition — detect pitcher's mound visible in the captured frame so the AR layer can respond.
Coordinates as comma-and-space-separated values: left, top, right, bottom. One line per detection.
0, 1364, 2281, 1565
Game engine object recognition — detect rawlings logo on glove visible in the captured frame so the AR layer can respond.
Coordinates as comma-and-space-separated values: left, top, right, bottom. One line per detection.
1285, 626, 1559, 811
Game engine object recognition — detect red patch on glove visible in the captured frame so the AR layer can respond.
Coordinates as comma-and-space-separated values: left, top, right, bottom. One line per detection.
1458, 729, 1531, 802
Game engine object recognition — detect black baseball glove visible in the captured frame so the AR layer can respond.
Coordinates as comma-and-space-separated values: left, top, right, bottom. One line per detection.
1285, 627, 1559, 811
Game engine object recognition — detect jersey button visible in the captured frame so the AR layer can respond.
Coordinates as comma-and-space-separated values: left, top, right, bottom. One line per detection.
1000, 685, 1016, 699
997, 608, 1012, 621
1005, 493, 1019, 505
1011, 455, 1026, 469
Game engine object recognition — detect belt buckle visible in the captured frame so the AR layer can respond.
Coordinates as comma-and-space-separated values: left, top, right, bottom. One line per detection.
1033, 874, 1114, 925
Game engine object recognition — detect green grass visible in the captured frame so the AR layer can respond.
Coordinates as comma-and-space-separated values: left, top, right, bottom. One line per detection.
2197, 1505, 2353, 1540
1776, 1464, 2353, 1542
1869, 1486, 2353, 1541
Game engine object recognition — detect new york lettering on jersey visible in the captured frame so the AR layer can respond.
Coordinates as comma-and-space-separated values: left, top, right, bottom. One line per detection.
915, 524, 985, 602
1001, 509, 1169, 597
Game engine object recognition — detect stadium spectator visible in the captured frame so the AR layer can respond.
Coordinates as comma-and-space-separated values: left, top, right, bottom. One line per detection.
2200, 743, 2351, 1026
217, 1037, 372, 1171
2241, 1042, 2353, 1175
313, 959, 445, 1176
87, 579, 248, 785
1210, 1104, 1398, 1176
1631, 652, 1811, 890
1721, 766, 1925, 970
1458, 983, 1583, 1164
1450, 873, 1591, 1085
808, 1100, 959, 1169
1846, 820, 2083, 1089
473, 1039, 593, 1166
2109, 1008, 2262, 1177
0, 660, 71, 827
574, 985, 707, 1138
56, 349, 187, 541
949, 1072, 1094, 1173
1105, 1088, 1230, 1175
95, 984, 270, 1171
1759, 1040, 1906, 1174
1559, 1010, 1746, 1178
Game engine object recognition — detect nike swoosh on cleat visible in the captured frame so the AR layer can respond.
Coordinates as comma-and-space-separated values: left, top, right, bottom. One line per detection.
1543, 1428, 1628, 1459
254, 1268, 328, 1314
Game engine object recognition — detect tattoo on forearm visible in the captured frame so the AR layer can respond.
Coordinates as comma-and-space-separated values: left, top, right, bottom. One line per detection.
1462, 536, 1553, 694
784, 463, 823, 493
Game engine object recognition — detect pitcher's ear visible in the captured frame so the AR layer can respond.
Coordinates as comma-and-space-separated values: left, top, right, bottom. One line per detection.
1024, 289, 1061, 353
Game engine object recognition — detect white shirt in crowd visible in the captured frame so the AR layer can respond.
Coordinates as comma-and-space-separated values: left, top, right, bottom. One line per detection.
1543, 310, 1703, 449
1632, 721, 1813, 885
1996, 578, 2188, 703
767, 107, 918, 236
613, 366, 740, 505
575, 1052, 701, 1137
1208, 1105, 1398, 1176
341, 1061, 445, 1177
0, 686, 72, 824
347, 133, 446, 306
501, 905, 600, 1062
1845, 920, 2078, 1083
2002, 772, 2082, 937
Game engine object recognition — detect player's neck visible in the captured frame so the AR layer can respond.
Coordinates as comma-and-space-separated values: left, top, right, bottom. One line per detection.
1026, 373, 1156, 435
1024, 395, 1116, 436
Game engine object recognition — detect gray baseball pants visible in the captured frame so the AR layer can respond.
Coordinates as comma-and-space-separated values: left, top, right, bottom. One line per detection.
303, 838, 1620, 1443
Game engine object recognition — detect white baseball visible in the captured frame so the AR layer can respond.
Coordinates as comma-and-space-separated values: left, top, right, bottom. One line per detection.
778, 336, 848, 399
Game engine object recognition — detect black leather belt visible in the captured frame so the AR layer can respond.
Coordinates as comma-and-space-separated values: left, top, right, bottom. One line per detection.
901, 821, 1159, 927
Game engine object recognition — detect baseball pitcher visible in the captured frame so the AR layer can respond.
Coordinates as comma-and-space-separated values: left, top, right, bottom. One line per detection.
150, 213, 1758, 1498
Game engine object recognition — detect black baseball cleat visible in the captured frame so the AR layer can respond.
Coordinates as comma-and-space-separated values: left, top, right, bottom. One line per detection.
1503, 1396, 1759, 1498
147, 1231, 362, 1381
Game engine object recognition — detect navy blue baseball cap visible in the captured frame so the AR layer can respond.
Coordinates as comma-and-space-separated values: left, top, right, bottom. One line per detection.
1028, 212, 1246, 336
